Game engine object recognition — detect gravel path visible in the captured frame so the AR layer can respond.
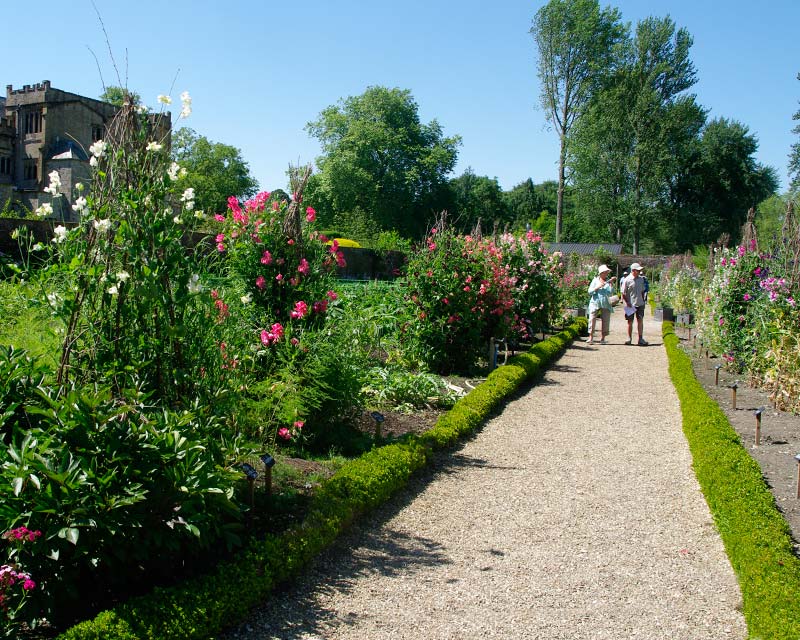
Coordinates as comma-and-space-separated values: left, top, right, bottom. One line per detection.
222, 314, 747, 640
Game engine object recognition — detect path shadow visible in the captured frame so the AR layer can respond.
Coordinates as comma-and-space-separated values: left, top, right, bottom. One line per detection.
221, 445, 524, 638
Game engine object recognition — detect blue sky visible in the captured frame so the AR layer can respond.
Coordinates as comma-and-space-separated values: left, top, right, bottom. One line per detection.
6, 0, 800, 193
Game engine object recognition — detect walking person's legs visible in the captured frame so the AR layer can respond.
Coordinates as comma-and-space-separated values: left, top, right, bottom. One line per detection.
636, 306, 648, 345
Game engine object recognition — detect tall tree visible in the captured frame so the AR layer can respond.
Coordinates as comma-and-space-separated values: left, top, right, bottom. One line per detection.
671, 119, 777, 249
171, 128, 258, 216
531, 0, 625, 242
306, 86, 460, 239
98, 86, 141, 106
449, 169, 509, 233
789, 72, 800, 195
570, 15, 704, 253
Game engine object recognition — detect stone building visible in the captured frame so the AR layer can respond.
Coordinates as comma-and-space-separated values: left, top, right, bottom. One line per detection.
0, 81, 119, 220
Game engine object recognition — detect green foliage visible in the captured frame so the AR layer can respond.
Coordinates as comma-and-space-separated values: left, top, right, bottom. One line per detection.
663, 322, 800, 639
306, 86, 461, 238
448, 168, 510, 233
570, 15, 704, 254
0, 377, 247, 624
658, 259, 702, 313
531, 0, 626, 241
788, 72, 800, 195
404, 227, 515, 373
56, 320, 585, 640
172, 127, 258, 216
98, 86, 141, 107
0, 280, 62, 370
46, 106, 231, 407
362, 366, 457, 411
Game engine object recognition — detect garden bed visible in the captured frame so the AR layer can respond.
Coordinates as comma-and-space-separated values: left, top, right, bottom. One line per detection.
676, 325, 800, 554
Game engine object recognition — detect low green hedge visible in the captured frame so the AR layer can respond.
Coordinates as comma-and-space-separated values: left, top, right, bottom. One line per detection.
662, 321, 800, 640
58, 318, 586, 639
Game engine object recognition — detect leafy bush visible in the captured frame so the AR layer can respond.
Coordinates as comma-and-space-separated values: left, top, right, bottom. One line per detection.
404, 227, 515, 373
0, 380, 248, 625
362, 366, 457, 410
55, 319, 585, 640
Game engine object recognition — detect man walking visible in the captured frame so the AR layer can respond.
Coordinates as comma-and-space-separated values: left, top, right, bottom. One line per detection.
621, 263, 648, 346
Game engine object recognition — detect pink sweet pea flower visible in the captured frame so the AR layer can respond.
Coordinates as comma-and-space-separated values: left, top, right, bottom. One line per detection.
294, 420, 304, 429
261, 250, 273, 265
290, 300, 308, 319
306, 206, 316, 222
278, 427, 291, 440
326, 290, 338, 300
297, 258, 310, 275
255, 275, 266, 289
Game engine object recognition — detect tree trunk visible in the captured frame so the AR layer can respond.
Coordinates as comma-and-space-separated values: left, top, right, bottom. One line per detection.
556, 132, 566, 243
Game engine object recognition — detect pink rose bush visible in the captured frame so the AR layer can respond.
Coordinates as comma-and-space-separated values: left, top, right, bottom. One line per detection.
1, 527, 41, 635
405, 225, 559, 372
215, 189, 348, 445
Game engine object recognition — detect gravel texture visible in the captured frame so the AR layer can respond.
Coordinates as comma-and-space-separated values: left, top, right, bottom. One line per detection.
221, 315, 747, 639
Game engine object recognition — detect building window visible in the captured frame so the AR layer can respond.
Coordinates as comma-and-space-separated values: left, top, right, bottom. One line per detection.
0, 156, 11, 176
23, 159, 37, 181
23, 110, 43, 135
91, 124, 104, 142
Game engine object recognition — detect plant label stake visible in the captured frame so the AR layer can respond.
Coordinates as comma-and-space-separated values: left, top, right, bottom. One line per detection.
795, 454, 800, 499
715, 364, 722, 386
754, 407, 764, 446
260, 453, 276, 496
730, 382, 738, 410
795, 454, 800, 500
371, 411, 385, 441
687, 325, 692, 341
241, 463, 258, 507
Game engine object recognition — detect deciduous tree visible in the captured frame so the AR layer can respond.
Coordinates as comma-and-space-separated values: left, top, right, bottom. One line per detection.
531, 0, 625, 242
172, 128, 258, 216
306, 86, 460, 239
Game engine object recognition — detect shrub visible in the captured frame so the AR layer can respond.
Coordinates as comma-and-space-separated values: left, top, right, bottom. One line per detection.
663, 321, 800, 639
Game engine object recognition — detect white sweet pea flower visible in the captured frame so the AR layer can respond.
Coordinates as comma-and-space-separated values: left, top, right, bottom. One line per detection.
187, 274, 203, 294
116, 271, 130, 283
193, 211, 207, 220
146, 141, 163, 152
89, 140, 107, 158
52, 225, 68, 243
107, 284, 119, 296
173, 215, 183, 224
168, 162, 182, 181
241, 293, 253, 304
179, 91, 192, 118
44, 170, 62, 196
89, 156, 98, 167
157, 94, 172, 105
31, 242, 44, 252
93, 218, 111, 233
35, 203, 53, 218
72, 196, 88, 214
46, 292, 61, 307
135, 104, 149, 114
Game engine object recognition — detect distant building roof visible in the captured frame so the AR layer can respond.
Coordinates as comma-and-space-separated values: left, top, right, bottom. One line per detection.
47, 139, 89, 161
545, 242, 622, 256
